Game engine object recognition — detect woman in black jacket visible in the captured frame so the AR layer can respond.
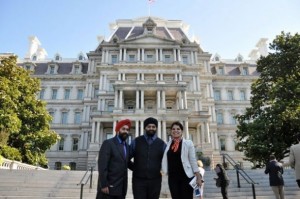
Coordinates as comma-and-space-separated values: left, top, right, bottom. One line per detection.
214, 164, 229, 199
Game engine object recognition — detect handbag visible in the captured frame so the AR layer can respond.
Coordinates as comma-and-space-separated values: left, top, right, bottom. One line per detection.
216, 178, 221, 187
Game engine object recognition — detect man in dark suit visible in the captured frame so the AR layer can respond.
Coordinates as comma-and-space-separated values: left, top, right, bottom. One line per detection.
96, 119, 131, 199
265, 154, 285, 199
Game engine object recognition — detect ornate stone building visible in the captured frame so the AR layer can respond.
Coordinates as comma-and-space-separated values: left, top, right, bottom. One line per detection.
16, 17, 268, 170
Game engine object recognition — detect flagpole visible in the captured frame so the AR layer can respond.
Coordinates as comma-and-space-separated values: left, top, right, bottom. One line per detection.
148, 1, 151, 16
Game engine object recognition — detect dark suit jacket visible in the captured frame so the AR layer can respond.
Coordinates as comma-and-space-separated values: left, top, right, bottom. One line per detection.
97, 136, 129, 198
265, 160, 284, 186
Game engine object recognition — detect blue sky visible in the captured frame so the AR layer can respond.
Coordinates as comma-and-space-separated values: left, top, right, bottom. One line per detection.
0, 0, 299, 60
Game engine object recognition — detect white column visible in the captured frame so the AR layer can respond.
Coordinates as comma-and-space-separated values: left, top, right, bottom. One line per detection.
101, 99, 105, 111
135, 120, 139, 137
100, 125, 104, 143
123, 48, 127, 62
162, 90, 166, 108
114, 90, 118, 108
105, 51, 109, 64
175, 74, 178, 81
119, 49, 122, 61
157, 90, 161, 109
137, 48, 140, 61
140, 121, 144, 135
157, 120, 162, 138
195, 99, 199, 111
99, 75, 103, 90
197, 76, 201, 91
191, 51, 194, 64
97, 99, 101, 110
183, 91, 187, 109
178, 91, 183, 109
162, 120, 167, 142
142, 48, 145, 61
141, 73, 144, 81
122, 73, 126, 81
214, 132, 219, 150
119, 90, 123, 109
113, 121, 117, 136
156, 48, 159, 62
184, 120, 189, 139
193, 76, 197, 91
173, 49, 177, 62
201, 124, 205, 143
178, 49, 181, 62
196, 124, 201, 147
156, 74, 159, 81
96, 122, 100, 143
160, 48, 163, 61
101, 50, 105, 63
137, 73, 140, 81
136, 90, 140, 109
194, 52, 198, 64
91, 121, 96, 143
103, 75, 107, 90
141, 90, 144, 109
205, 122, 210, 143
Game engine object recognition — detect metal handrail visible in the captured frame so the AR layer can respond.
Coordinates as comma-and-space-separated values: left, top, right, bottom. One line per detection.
77, 167, 94, 199
222, 154, 258, 199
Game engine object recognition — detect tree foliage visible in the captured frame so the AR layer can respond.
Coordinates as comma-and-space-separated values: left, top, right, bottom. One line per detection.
236, 32, 300, 166
0, 56, 59, 167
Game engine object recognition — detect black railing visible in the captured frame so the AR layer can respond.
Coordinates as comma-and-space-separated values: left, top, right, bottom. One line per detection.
77, 167, 94, 199
221, 154, 258, 199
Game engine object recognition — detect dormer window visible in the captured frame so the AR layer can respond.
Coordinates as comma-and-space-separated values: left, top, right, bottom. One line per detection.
216, 66, 225, 75
143, 18, 157, 35
46, 64, 58, 74
54, 54, 61, 61
32, 54, 37, 61
78, 53, 85, 61
236, 54, 243, 62
71, 63, 82, 74
239, 66, 249, 75
24, 64, 33, 71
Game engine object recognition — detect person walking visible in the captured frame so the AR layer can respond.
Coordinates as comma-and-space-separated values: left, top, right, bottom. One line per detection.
265, 154, 285, 199
289, 133, 300, 188
214, 164, 229, 199
162, 121, 203, 199
96, 119, 131, 199
129, 117, 166, 199
197, 160, 205, 199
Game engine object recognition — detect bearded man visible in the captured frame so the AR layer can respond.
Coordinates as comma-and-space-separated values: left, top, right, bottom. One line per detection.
96, 119, 131, 199
129, 117, 166, 199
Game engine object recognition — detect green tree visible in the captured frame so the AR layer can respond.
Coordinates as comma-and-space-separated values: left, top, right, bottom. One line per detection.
0, 56, 59, 167
236, 32, 300, 166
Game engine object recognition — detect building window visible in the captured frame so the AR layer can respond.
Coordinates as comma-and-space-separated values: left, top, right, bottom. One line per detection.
108, 105, 114, 112
61, 112, 68, 124
182, 55, 188, 64
230, 113, 236, 124
49, 66, 55, 74
58, 137, 64, 151
218, 67, 224, 75
64, 89, 70, 100
25, 65, 31, 70
79, 55, 84, 60
77, 89, 83, 100
214, 90, 221, 101
128, 55, 135, 62
217, 112, 223, 124
39, 89, 45, 99
55, 55, 60, 61
111, 55, 118, 64
74, 112, 81, 124
72, 138, 79, 151
240, 90, 246, 100
55, 162, 62, 170
32, 55, 37, 61
146, 54, 154, 62
227, 90, 233, 100
94, 87, 99, 98
220, 138, 226, 151
127, 106, 134, 110
242, 67, 248, 75
51, 89, 57, 100
164, 55, 171, 63
74, 65, 80, 74
167, 106, 172, 110
69, 162, 76, 170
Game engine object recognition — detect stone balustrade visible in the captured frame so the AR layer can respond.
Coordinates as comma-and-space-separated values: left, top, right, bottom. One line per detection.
0, 157, 47, 170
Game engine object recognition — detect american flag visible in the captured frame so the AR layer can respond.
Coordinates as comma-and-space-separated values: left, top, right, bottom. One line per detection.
148, 0, 155, 3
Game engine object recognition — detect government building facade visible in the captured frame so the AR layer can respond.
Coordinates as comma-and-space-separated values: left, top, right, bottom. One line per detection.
16, 17, 268, 170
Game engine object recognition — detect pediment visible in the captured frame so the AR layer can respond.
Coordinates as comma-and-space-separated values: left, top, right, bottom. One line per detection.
122, 35, 177, 45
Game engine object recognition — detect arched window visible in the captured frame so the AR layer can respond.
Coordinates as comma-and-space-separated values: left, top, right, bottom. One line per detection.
69, 162, 76, 170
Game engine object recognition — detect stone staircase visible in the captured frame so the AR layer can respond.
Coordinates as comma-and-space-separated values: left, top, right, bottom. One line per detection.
0, 168, 300, 199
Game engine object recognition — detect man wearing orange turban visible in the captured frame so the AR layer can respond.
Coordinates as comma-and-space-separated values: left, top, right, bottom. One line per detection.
96, 119, 131, 199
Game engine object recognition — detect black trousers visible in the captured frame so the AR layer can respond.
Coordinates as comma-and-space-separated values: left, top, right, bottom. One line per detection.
132, 177, 162, 199
168, 174, 193, 199
297, 179, 300, 188
220, 184, 228, 199
96, 191, 125, 199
